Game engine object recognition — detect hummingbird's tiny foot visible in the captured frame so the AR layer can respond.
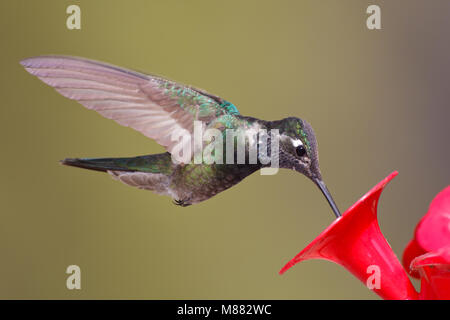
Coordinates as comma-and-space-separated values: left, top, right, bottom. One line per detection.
173, 198, 191, 207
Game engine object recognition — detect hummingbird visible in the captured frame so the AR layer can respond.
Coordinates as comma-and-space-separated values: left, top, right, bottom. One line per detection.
20, 55, 340, 217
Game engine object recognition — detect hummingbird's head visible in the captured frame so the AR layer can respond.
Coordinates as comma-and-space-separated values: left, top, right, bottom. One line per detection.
277, 117, 321, 180
273, 117, 341, 218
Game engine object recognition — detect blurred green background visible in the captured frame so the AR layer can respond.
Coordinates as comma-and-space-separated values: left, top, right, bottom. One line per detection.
1, 0, 449, 299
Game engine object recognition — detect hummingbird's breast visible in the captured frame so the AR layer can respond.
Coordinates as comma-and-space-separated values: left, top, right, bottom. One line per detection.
169, 117, 266, 204
171, 163, 260, 204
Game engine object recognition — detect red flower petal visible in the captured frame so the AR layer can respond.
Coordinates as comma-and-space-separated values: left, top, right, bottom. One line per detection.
416, 187, 450, 252
411, 246, 450, 300
402, 186, 450, 278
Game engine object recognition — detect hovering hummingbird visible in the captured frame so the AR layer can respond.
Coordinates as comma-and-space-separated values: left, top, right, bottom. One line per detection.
20, 56, 340, 217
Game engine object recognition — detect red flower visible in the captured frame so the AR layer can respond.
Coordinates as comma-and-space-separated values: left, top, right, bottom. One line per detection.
403, 186, 450, 299
402, 187, 450, 279
280, 172, 450, 299
411, 246, 450, 299
280, 172, 418, 300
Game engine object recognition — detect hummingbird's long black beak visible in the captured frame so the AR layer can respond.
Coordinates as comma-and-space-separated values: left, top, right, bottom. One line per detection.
314, 179, 341, 218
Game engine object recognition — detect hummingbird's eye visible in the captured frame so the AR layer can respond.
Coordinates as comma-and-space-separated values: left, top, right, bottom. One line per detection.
296, 145, 306, 157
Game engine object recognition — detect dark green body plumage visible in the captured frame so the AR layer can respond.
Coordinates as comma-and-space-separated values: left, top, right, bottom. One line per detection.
63, 116, 265, 206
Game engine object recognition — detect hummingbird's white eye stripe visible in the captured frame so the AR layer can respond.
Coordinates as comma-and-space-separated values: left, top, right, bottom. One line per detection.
292, 139, 303, 147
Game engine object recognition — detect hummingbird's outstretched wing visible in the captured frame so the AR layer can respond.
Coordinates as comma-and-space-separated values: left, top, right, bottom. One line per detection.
20, 55, 240, 161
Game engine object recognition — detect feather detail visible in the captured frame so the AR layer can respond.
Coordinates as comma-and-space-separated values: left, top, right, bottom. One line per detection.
21, 55, 240, 163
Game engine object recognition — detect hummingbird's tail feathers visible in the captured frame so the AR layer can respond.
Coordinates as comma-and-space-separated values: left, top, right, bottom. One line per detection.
61, 158, 129, 172
61, 153, 174, 174
61, 154, 175, 196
